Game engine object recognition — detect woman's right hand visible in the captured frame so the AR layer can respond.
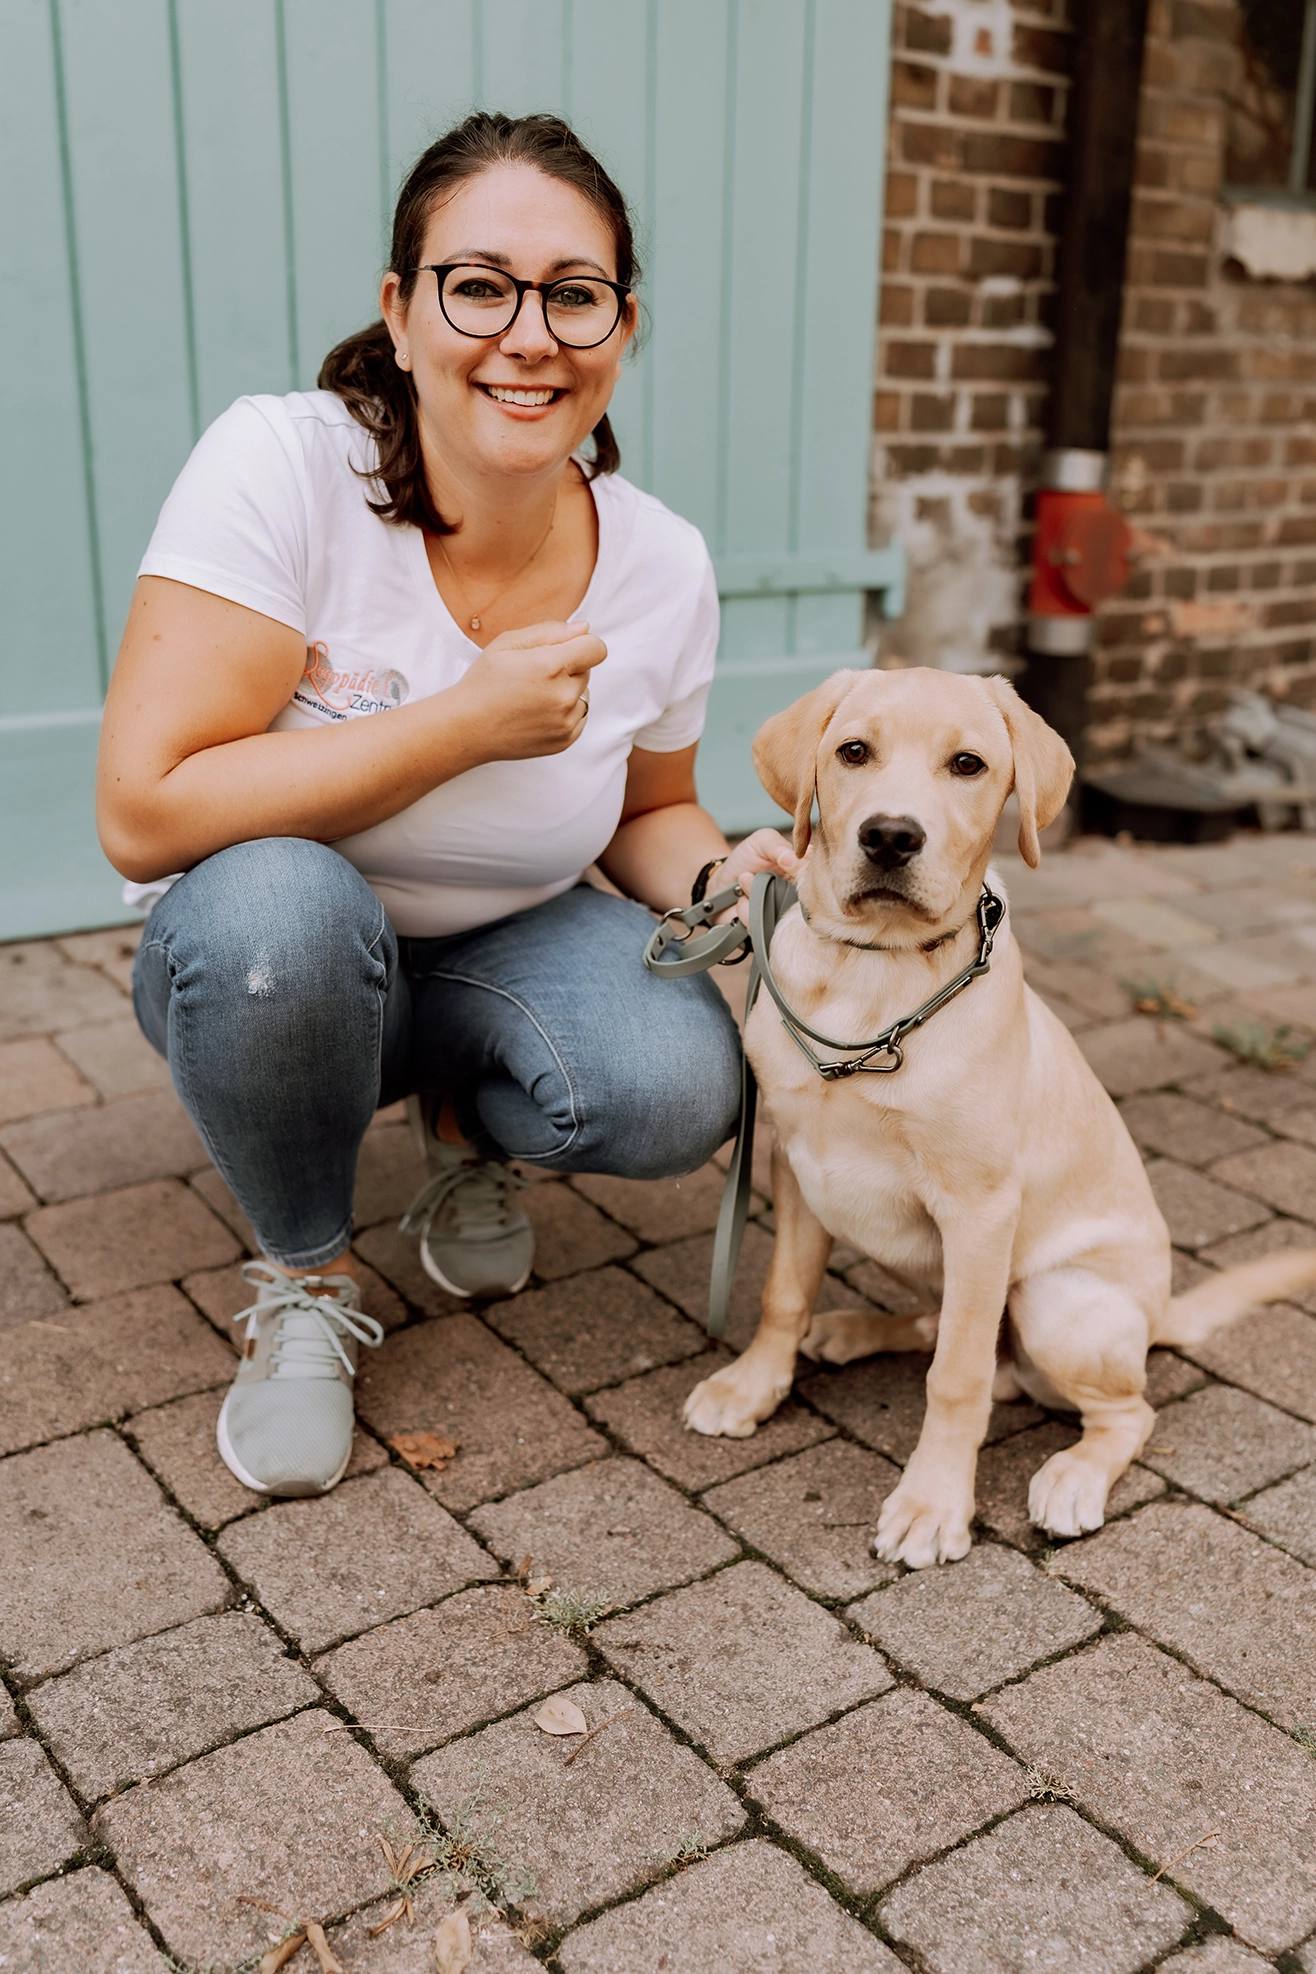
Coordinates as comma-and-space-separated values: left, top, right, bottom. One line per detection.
451, 619, 607, 760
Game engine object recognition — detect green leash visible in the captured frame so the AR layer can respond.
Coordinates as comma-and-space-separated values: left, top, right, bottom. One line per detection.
644, 870, 1005, 1337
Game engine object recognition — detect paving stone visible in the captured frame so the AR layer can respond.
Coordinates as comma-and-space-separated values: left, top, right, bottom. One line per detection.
798, 1353, 1044, 1464
0, 1150, 37, 1219
53, 1016, 172, 1099
27, 1609, 318, 1801
748, 1687, 1027, 1896
632, 1223, 869, 1352
326, 1876, 541, 1971
0, 942, 127, 1040
1278, 1102, 1316, 1148
0, 1221, 69, 1331
1142, 1383, 1316, 1503
352, 1219, 466, 1318
315, 1582, 588, 1760
56, 924, 143, 993
356, 1313, 606, 1512
185, 1164, 256, 1250
1118, 1092, 1269, 1165
879, 1802, 1190, 1974
1178, 938, 1300, 990
701, 1439, 903, 1600
609, 1348, 840, 1493
0, 1090, 208, 1203
521, 1179, 637, 1280
469, 1455, 736, 1610
842, 1255, 935, 1313
849, 1542, 1101, 1699
412, 1678, 745, 1930
593, 1560, 891, 1766
1146, 1342, 1211, 1404
0, 1036, 96, 1124
571, 1162, 734, 1243
983, 1632, 1316, 1954
25, 1178, 241, 1300
1200, 1216, 1316, 1315
128, 1386, 386, 1530
98, 1707, 407, 1968
0, 1737, 87, 1894
353, 1122, 427, 1227
1243, 981, 1316, 1029
1012, 910, 1154, 967
1019, 954, 1134, 1023
481, 1266, 704, 1395
1077, 1016, 1224, 1096
1091, 896, 1222, 948
0, 1430, 228, 1681
1057, 1501, 1316, 1732
556, 1837, 904, 1974
1158, 1944, 1275, 1974
181, 1253, 407, 1334
0, 1867, 163, 1974
974, 1421, 1167, 1549
217, 1466, 497, 1653
1239, 1464, 1316, 1567
0, 1284, 235, 1456
1148, 1156, 1272, 1248
0, 1690, 17, 1737
1184, 1060, 1316, 1124
1213, 1140, 1316, 1222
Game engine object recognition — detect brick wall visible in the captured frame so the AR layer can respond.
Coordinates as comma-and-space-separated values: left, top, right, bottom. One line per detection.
872, 0, 1316, 769
871, 0, 1072, 675
1089, 0, 1316, 765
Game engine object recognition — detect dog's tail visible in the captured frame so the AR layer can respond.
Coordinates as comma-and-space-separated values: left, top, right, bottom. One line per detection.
1153, 1249, 1316, 1347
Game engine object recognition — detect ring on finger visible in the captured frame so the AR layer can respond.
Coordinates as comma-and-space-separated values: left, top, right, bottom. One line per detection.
578, 695, 589, 718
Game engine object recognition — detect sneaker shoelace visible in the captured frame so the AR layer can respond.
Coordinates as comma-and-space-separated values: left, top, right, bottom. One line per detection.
235, 1260, 384, 1379
399, 1157, 528, 1249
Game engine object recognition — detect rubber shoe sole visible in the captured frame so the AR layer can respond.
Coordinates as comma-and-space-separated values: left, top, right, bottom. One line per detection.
416, 1240, 533, 1300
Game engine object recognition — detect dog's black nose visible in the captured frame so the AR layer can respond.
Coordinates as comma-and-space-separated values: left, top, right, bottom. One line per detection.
858, 813, 926, 871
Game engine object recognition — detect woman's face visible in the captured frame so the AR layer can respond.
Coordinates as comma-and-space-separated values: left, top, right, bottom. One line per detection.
382, 161, 636, 485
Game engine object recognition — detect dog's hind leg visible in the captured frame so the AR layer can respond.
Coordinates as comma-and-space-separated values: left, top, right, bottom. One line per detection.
800, 1308, 939, 1364
684, 1146, 832, 1437
1012, 1270, 1155, 1539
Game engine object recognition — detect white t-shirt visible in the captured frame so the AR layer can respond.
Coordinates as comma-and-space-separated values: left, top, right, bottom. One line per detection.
133, 390, 718, 936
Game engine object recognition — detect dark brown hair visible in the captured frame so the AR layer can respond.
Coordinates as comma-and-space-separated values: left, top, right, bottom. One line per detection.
318, 111, 640, 535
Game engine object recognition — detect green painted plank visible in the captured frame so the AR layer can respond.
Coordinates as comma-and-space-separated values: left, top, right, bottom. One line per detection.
59, 0, 195, 658
0, 0, 101, 716
381, 0, 477, 200
696, 652, 862, 833
477, 0, 566, 115
0, 718, 127, 940
175, 0, 294, 419
282, 0, 386, 386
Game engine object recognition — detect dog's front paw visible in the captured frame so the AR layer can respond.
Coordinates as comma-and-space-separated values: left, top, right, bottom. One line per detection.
1027, 1450, 1109, 1539
873, 1478, 973, 1569
800, 1310, 938, 1364
683, 1355, 792, 1438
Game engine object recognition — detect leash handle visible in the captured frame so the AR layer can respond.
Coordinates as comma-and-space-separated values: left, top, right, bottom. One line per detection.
643, 881, 749, 978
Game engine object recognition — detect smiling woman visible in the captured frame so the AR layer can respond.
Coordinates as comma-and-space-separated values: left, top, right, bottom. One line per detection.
95, 111, 796, 1502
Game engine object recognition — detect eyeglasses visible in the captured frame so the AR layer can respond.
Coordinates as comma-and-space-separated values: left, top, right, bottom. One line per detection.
415, 263, 631, 350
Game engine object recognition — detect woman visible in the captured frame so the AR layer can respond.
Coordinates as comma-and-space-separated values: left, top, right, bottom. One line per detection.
98, 112, 796, 1500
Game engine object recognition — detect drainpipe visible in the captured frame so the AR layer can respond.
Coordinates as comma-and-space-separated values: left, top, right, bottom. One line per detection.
1016, 0, 1150, 772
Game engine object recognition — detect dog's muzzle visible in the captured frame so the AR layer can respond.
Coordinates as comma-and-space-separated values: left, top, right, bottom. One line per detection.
858, 813, 926, 871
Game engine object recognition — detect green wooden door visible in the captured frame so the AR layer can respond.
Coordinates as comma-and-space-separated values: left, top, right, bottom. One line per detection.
0, 0, 899, 939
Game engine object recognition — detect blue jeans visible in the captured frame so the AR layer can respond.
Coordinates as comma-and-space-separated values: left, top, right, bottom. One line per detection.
133, 838, 742, 1269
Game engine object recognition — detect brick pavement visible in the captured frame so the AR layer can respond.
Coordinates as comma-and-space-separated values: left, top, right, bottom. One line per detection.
3, 834, 1316, 1969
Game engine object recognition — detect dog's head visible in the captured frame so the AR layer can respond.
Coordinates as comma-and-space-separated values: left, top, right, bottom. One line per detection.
752, 667, 1073, 946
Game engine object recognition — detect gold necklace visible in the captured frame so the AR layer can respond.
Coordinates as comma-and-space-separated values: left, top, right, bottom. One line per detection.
435, 498, 557, 633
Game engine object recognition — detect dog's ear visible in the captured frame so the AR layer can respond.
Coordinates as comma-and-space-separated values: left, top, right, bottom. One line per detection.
753, 670, 864, 855
982, 676, 1074, 868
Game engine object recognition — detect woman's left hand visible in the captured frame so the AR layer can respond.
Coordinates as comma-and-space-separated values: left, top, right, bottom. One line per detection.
711, 828, 800, 920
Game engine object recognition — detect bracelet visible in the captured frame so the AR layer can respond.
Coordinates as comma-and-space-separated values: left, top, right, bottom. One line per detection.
690, 857, 726, 905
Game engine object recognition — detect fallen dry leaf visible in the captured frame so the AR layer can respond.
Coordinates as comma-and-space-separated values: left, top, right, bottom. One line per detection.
434, 1902, 473, 1974
525, 1575, 554, 1597
306, 1921, 346, 1973
533, 1694, 588, 1737
369, 1896, 410, 1937
388, 1431, 460, 1471
259, 1936, 307, 1974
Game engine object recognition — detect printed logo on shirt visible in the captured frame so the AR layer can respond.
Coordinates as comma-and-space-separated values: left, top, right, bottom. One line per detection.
293, 641, 410, 722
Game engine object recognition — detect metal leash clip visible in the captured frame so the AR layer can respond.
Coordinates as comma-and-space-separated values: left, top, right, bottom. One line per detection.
643, 880, 751, 978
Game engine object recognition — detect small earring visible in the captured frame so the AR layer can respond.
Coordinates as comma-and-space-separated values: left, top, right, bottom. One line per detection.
396, 349, 409, 369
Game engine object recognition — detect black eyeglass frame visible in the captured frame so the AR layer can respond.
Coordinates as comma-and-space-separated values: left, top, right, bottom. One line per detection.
414, 263, 632, 349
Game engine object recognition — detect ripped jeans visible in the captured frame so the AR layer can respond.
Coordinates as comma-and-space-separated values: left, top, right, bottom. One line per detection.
132, 838, 742, 1269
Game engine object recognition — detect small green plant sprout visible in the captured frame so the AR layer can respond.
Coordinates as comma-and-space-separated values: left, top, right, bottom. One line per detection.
534, 1584, 613, 1633
1025, 1764, 1076, 1805
1294, 1724, 1316, 1753
404, 1765, 540, 1915
1211, 1018, 1310, 1071
646, 1828, 710, 1871
1122, 976, 1197, 1022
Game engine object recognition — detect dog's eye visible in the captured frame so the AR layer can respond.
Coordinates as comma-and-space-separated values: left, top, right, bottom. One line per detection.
837, 740, 869, 766
949, 752, 987, 777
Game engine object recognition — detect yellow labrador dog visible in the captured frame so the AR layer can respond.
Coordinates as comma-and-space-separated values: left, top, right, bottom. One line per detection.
684, 666, 1316, 1568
